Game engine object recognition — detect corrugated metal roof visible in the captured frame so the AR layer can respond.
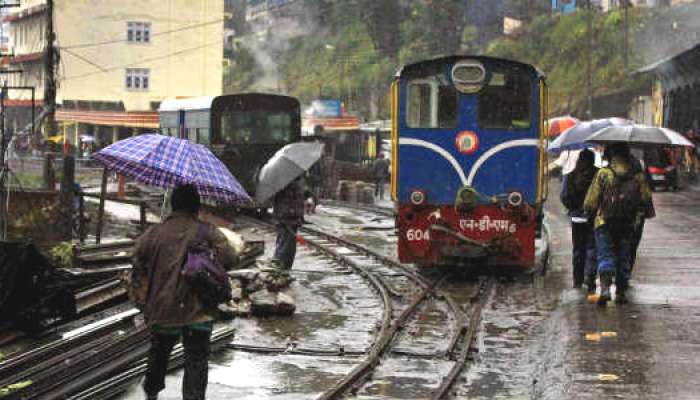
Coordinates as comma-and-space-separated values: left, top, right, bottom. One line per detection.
637, 42, 700, 91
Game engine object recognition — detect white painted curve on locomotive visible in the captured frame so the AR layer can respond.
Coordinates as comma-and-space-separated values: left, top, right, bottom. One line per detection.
465, 139, 540, 186
398, 138, 468, 185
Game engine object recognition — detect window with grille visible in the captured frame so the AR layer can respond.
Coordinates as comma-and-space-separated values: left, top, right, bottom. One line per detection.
127, 22, 151, 43
125, 68, 150, 90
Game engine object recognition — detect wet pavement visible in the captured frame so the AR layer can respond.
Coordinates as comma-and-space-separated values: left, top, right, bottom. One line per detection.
117, 180, 700, 399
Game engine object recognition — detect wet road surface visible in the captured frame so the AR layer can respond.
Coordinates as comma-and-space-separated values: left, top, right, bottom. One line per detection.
118, 181, 700, 399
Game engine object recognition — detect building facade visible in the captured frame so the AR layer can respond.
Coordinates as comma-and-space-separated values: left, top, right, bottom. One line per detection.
597, 0, 675, 11
1, 0, 224, 147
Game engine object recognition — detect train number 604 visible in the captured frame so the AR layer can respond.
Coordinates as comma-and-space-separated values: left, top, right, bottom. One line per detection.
406, 229, 430, 241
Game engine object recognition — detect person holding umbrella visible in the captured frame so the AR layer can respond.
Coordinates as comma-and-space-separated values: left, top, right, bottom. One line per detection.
560, 149, 598, 291
255, 142, 325, 270
272, 177, 306, 270
132, 184, 239, 400
584, 143, 651, 305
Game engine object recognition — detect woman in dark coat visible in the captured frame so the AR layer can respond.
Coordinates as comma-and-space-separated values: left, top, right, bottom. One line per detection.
560, 149, 598, 291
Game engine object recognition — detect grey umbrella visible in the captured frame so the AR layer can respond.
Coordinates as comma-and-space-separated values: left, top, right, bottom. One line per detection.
585, 125, 694, 148
255, 141, 324, 204
548, 117, 633, 153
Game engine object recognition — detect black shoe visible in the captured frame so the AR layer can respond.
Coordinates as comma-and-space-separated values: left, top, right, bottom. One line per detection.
584, 275, 597, 294
615, 292, 628, 304
615, 286, 628, 304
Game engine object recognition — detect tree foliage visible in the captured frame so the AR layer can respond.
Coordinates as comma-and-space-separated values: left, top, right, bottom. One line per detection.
487, 8, 650, 116
223, 1, 700, 120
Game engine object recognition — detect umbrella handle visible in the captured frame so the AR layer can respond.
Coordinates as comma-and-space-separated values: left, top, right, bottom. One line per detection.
160, 188, 171, 220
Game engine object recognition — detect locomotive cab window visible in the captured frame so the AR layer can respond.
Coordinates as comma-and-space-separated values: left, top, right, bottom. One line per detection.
478, 70, 532, 130
219, 110, 294, 145
406, 77, 457, 129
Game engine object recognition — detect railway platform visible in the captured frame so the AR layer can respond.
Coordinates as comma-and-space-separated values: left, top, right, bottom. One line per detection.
531, 181, 700, 400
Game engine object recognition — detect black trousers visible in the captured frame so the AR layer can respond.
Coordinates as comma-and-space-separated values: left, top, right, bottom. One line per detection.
274, 223, 299, 270
571, 221, 596, 285
143, 324, 212, 400
630, 219, 645, 273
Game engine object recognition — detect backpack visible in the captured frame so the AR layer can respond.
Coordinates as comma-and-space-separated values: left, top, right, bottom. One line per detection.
600, 168, 642, 221
181, 223, 232, 309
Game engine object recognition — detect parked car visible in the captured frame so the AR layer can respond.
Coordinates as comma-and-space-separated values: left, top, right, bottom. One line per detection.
644, 147, 679, 191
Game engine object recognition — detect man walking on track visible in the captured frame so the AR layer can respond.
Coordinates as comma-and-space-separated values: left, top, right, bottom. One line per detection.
372, 153, 390, 200
273, 177, 306, 270
584, 143, 651, 306
131, 184, 238, 400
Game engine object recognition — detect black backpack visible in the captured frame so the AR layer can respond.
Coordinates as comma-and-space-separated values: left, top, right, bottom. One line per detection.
600, 168, 642, 221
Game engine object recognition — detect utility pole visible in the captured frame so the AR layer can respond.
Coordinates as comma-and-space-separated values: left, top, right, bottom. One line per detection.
44, 0, 57, 141
622, 0, 629, 70
0, 1, 22, 240
585, 0, 593, 119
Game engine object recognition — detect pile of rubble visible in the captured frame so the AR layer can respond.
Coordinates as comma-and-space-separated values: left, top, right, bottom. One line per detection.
226, 261, 296, 317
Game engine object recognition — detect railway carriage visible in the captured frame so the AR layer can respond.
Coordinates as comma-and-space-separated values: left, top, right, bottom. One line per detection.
159, 93, 301, 198
391, 56, 548, 269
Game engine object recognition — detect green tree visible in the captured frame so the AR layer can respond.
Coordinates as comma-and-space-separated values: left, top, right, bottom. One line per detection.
223, 43, 260, 93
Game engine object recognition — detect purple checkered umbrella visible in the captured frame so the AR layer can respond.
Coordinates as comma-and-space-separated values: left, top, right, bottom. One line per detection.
93, 134, 251, 204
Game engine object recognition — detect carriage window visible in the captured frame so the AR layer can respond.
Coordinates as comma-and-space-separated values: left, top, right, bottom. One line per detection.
478, 71, 531, 129
220, 110, 294, 144
197, 129, 210, 145
406, 79, 457, 129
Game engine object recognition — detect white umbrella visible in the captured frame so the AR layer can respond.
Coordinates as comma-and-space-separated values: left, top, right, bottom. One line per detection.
586, 125, 694, 148
255, 142, 324, 204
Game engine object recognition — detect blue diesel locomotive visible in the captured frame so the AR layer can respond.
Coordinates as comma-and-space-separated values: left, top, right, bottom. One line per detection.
390, 56, 548, 269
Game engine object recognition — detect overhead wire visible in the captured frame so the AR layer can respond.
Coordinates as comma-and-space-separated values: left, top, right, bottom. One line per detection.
62, 40, 223, 82
60, 18, 225, 50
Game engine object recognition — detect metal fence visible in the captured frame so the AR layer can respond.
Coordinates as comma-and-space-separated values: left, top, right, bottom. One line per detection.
6, 153, 104, 189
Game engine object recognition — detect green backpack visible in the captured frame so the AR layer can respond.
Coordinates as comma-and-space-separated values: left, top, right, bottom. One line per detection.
600, 168, 642, 220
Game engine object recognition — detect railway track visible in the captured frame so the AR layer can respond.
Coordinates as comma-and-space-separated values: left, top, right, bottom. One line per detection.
238, 202, 494, 400
1, 200, 494, 399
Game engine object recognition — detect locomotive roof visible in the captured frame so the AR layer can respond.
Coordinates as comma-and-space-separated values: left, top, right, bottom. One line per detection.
159, 96, 217, 112
159, 93, 299, 112
395, 55, 545, 79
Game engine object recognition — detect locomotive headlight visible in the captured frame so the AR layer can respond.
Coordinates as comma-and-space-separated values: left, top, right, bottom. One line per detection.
410, 190, 427, 206
507, 191, 524, 208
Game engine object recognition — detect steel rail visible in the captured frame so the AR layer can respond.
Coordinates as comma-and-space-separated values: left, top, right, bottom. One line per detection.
227, 343, 366, 357
236, 215, 413, 400
319, 200, 394, 218
239, 212, 467, 400
0, 309, 138, 386
18, 328, 151, 399
63, 326, 235, 400
294, 225, 458, 399
64, 326, 234, 400
431, 277, 494, 400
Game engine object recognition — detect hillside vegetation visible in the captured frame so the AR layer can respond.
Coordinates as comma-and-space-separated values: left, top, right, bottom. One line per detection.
225, 1, 700, 119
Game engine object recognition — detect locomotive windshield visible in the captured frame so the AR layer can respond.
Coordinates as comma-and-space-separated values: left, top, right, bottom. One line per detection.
219, 110, 295, 144
406, 76, 458, 129
477, 68, 532, 130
